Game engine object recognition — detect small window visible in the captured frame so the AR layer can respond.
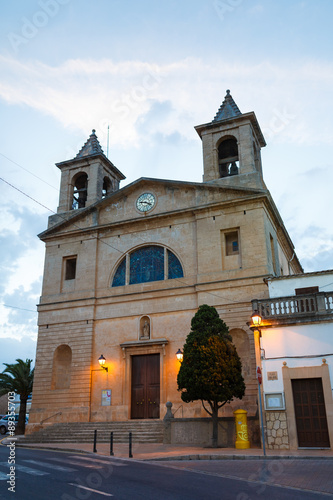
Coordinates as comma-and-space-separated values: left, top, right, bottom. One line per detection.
270, 234, 277, 274
225, 231, 239, 256
295, 286, 319, 295
65, 258, 77, 280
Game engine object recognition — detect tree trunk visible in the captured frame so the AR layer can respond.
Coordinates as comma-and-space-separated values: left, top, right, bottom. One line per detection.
212, 405, 219, 448
16, 397, 27, 435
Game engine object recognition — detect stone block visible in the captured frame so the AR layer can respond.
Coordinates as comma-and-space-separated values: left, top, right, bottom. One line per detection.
273, 420, 280, 430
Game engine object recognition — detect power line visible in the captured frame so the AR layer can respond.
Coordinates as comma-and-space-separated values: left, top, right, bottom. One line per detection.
0, 177, 56, 213
2, 304, 37, 313
0, 175, 261, 308
0, 152, 59, 191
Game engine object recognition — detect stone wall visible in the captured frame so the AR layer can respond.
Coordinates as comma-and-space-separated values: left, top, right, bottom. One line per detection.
164, 416, 261, 448
265, 411, 289, 450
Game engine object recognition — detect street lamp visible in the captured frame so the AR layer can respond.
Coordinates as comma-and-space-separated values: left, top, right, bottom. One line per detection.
98, 354, 108, 372
176, 349, 183, 362
251, 310, 262, 328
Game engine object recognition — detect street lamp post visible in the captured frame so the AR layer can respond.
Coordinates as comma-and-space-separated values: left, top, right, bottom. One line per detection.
250, 310, 266, 456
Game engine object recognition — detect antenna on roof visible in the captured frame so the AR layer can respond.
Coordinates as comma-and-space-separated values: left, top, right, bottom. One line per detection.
107, 125, 110, 158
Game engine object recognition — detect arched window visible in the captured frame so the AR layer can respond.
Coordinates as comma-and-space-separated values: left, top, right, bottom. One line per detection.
218, 137, 239, 178
112, 246, 184, 287
51, 344, 72, 390
72, 173, 88, 209
102, 176, 112, 198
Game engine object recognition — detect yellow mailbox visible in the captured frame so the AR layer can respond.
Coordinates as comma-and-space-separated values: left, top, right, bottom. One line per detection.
234, 409, 250, 449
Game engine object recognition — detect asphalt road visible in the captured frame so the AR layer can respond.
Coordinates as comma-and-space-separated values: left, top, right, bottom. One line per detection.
0, 444, 332, 499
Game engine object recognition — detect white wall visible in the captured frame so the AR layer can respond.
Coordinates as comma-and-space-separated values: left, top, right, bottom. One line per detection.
267, 271, 333, 298
261, 322, 333, 393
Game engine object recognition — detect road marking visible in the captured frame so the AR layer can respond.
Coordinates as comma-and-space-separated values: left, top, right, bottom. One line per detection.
0, 462, 49, 476
69, 483, 113, 497
24, 459, 76, 472
70, 455, 127, 466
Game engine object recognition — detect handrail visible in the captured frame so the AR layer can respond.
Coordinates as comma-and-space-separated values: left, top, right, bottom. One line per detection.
173, 405, 184, 418
40, 411, 62, 425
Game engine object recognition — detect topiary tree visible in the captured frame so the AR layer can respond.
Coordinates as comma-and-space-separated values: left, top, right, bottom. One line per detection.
0, 359, 34, 435
177, 304, 245, 448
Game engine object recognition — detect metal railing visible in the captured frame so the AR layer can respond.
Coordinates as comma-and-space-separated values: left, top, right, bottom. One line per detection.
40, 411, 62, 425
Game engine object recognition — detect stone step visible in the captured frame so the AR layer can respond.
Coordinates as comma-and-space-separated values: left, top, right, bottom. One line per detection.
24, 420, 164, 443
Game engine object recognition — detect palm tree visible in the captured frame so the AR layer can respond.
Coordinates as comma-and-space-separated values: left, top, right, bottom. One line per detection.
0, 359, 34, 435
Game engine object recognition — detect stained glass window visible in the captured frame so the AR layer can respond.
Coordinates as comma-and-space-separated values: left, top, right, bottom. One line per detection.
111, 245, 183, 287
112, 257, 126, 287
167, 250, 184, 279
130, 246, 164, 284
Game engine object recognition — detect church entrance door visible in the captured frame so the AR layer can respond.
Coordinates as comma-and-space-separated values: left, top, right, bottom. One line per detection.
131, 354, 160, 419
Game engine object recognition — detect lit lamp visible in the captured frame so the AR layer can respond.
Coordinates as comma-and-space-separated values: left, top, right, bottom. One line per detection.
176, 349, 183, 362
98, 354, 108, 372
251, 310, 262, 328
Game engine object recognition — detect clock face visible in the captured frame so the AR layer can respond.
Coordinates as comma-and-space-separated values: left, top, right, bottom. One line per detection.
136, 193, 156, 212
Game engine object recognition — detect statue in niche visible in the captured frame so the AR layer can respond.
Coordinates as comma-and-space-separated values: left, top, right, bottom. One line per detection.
141, 318, 150, 339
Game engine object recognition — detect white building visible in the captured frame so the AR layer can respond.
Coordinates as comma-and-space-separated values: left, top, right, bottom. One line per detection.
252, 270, 333, 450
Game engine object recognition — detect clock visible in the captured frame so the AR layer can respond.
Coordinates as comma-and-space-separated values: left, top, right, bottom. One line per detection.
136, 193, 156, 212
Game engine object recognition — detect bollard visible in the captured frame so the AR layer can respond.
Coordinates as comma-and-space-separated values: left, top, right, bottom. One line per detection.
234, 409, 250, 449
93, 429, 97, 453
110, 431, 114, 456
129, 431, 133, 458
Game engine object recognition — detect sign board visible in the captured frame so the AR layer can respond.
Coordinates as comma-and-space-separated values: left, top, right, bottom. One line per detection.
256, 366, 262, 385
101, 389, 111, 406
267, 371, 278, 381
264, 393, 285, 411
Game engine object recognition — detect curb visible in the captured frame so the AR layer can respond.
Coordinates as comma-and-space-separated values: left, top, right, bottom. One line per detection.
145, 454, 333, 461
3, 440, 333, 461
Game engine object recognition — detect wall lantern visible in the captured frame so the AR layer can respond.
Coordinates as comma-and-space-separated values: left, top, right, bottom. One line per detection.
251, 310, 262, 328
176, 349, 183, 362
98, 354, 108, 372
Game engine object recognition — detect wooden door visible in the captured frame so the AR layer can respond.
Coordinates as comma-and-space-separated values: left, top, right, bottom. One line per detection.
292, 378, 330, 448
131, 354, 160, 419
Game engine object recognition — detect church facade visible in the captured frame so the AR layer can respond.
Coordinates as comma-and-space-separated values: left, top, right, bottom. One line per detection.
28, 91, 302, 434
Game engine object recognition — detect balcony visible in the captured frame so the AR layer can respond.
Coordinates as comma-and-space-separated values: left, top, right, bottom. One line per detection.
252, 292, 333, 325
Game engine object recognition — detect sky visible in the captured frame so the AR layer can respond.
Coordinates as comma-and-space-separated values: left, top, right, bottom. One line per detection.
0, 0, 332, 370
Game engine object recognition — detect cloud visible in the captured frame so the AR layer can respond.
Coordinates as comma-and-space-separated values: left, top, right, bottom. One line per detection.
0, 55, 333, 149
0, 337, 36, 371
302, 248, 333, 273
0, 206, 45, 295
0, 206, 43, 352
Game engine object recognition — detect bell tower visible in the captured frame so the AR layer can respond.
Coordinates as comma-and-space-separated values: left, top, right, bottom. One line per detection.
56, 129, 125, 213
195, 90, 266, 190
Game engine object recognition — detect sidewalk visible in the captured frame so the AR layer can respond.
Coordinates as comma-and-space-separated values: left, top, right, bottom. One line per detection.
3, 437, 333, 461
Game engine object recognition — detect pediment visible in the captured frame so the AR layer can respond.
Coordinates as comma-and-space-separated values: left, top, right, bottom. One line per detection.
39, 177, 266, 240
